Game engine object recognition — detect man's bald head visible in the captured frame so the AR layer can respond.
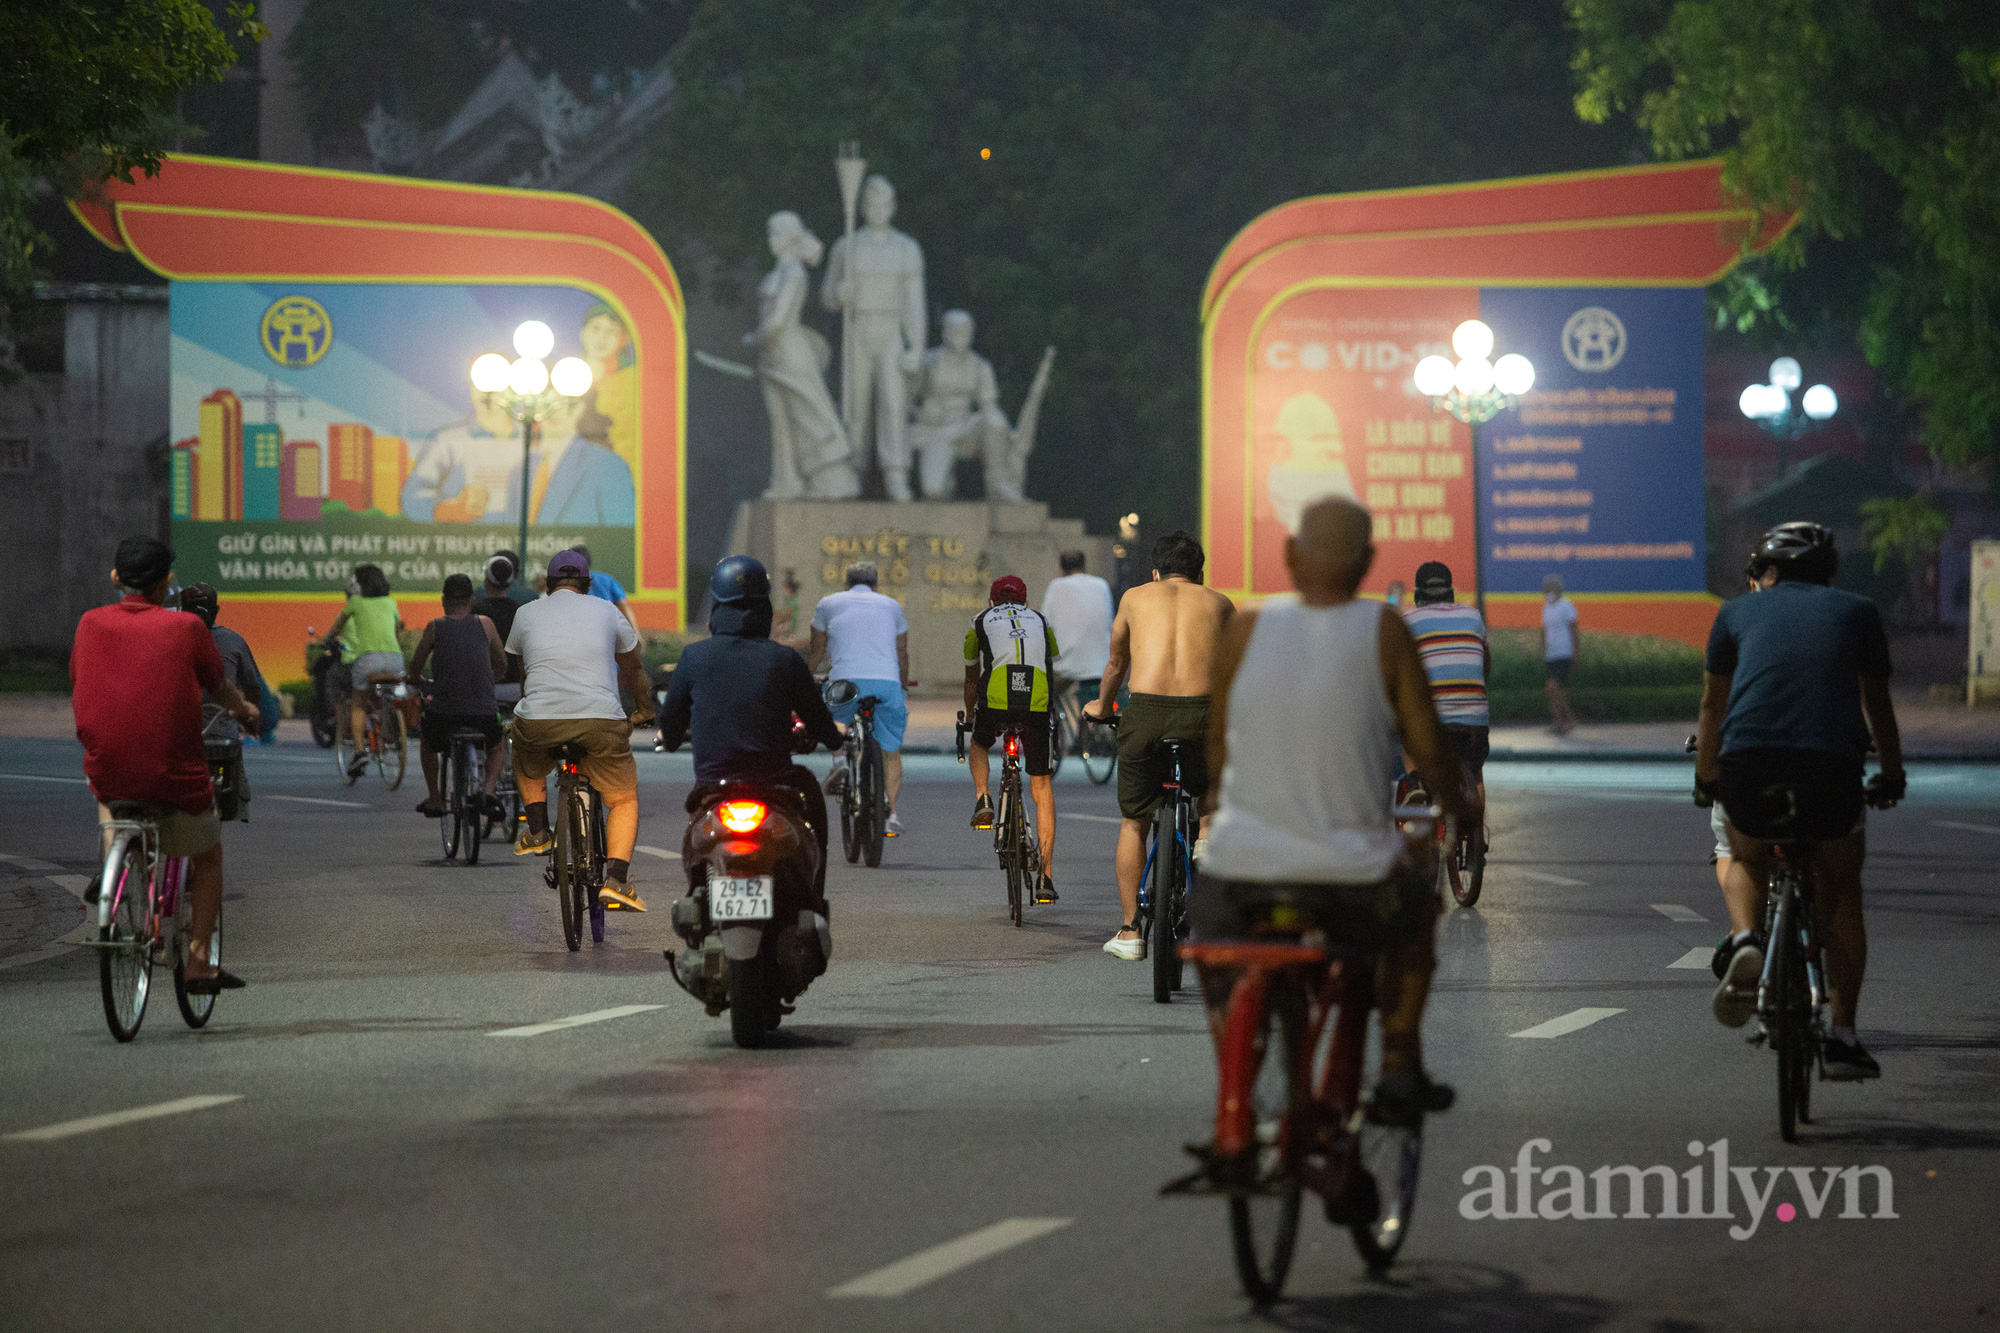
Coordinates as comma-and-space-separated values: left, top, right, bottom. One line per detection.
1287, 497, 1374, 599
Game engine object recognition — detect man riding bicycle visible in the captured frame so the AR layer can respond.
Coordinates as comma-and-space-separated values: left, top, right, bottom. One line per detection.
808, 561, 912, 837
1192, 498, 1472, 1125
658, 556, 844, 909
72, 538, 261, 993
507, 549, 656, 911
1043, 548, 1114, 715
1696, 522, 1904, 1080
1401, 561, 1490, 811
965, 576, 1060, 904
177, 582, 267, 818
1084, 530, 1234, 961
408, 573, 509, 820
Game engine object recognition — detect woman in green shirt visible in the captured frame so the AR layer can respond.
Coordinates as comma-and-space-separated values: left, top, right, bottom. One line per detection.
323, 563, 405, 777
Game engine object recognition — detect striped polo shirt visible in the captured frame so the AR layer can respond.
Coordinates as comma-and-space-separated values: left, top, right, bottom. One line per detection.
1402, 601, 1489, 726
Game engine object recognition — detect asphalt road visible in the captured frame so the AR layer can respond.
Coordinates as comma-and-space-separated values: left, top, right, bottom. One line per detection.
2, 735, 1997, 1332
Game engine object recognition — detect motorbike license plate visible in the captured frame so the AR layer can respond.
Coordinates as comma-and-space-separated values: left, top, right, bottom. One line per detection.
709, 875, 775, 922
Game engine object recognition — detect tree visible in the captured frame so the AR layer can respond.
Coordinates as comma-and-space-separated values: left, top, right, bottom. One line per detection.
632, 0, 1623, 538
1569, 0, 2000, 475
0, 0, 263, 302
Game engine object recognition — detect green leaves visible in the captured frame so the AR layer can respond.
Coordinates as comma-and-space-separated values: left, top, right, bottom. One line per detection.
1860, 492, 1949, 573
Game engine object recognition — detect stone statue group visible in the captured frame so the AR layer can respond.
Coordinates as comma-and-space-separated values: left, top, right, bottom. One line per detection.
741, 173, 1054, 503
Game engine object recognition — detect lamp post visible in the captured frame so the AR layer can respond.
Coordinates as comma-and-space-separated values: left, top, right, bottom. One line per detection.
1413, 320, 1535, 612
470, 320, 594, 580
1738, 356, 1836, 481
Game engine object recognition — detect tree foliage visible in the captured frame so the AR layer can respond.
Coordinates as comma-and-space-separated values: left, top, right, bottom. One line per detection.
1570, 0, 2000, 472
632, 0, 1622, 537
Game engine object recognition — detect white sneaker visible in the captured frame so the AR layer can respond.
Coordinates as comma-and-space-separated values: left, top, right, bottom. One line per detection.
1103, 933, 1145, 961
885, 813, 904, 837
1712, 938, 1762, 1028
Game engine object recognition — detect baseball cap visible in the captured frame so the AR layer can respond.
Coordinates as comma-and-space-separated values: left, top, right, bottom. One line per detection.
989, 575, 1027, 604
547, 548, 591, 581
1414, 561, 1453, 593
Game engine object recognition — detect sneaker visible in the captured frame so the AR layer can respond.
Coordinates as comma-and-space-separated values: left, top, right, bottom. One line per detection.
1103, 931, 1145, 961
1822, 1036, 1881, 1081
1369, 1069, 1456, 1127
514, 826, 553, 856
825, 768, 849, 797
1034, 874, 1059, 904
970, 795, 995, 829
1192, 836, 1209, 863
885, 813, 904, 837
345, 754, 368, 779
1711, 934, 1763, 1029
598, 882, 646, 912
415, 797, 445, 818
82, 874, 101, 905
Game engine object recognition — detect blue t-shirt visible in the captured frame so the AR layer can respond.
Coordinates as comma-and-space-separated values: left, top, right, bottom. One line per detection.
588, 571, 626, 604
1705, 581, 1891, 759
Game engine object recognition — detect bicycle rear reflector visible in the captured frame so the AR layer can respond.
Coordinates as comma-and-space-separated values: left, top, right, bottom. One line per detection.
1005, 734, 1021, 758
717, 800, 768, 834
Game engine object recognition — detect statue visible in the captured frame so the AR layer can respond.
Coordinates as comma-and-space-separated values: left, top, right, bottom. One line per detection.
907, 310, 1054, 501
745, 212, 860, 499
821, 175, 926, 500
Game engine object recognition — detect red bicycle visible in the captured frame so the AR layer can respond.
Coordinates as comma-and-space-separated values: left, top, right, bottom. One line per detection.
1167, 807, 1439, 1303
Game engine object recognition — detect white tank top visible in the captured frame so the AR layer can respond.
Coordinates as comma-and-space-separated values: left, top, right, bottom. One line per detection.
1202, 596, 1404, 884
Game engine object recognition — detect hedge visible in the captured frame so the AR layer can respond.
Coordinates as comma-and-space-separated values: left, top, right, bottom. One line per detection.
1486, 628, 1703, 724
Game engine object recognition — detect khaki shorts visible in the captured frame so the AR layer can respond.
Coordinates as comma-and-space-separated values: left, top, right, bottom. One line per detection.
97, 803, 221, 858
509, 717, 638, 798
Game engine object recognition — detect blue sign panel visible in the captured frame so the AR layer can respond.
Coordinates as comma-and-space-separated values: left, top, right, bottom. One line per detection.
1475, 287, 1707, 594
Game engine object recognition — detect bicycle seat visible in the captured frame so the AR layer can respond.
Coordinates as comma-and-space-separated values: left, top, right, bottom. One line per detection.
103, 799, 175, 820
548, 741, 590, 762
449, 728, 489, 742
364, 671, 404, 685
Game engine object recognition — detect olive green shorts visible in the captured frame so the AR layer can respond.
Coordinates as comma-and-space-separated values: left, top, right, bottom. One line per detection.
1116, 693, 1210, 820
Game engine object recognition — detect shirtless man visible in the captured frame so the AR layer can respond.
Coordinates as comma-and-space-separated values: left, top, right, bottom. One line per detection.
1084, 529, 1234, 960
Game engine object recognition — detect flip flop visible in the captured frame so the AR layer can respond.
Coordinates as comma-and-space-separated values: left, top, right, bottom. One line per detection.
181, 969, 246, 995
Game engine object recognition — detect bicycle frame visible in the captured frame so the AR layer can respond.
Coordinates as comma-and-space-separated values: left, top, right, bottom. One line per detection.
1756, 846, 1827, 1041
842, 699, 875, 816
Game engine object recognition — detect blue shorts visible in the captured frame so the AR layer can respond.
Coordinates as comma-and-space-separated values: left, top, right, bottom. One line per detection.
828, 679, 907, 753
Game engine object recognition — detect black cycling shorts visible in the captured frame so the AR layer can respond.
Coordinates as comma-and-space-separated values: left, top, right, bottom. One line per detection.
420, 711, 502, 754
1719, 746, 1864, 842
971, 707, 1052, 777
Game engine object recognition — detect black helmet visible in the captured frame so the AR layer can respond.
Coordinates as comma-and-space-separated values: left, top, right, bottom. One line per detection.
709, 554, 771, 606
178, 582, 219, 627
1749, 522, 1837, 585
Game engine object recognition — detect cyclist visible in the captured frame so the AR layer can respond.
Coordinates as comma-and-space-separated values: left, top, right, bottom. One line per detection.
1083, 530, 1234, 960
1696, 522, 1904, 1080
965, 575, 1061, 903
658, 556, 843, 909
506, 549, 656, 912
408, 573, 508, 819
1401, 560, 1490, 811
1042, 549, 1114, 715
72, 537, 260, 994
1192, 498, 1471, 1124
321, 562, 405, 780
572, 542, 639, 630
177, 582, 267, 818
808, 561, 912, 837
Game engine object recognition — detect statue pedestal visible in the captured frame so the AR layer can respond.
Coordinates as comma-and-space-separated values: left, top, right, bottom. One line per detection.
723, 499, 1113, 697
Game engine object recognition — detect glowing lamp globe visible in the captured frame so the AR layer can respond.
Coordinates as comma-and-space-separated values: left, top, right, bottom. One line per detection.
551, 356, 594, 397
1454, 357, 1495, 397
470, 353, 512, 393
1768, 357, 1803, 391
508, 356, 550, 396
1493, 353, 1535, 396
513, 320, 556, 361
1413, 355, 1456, 397
1802, 384, 1837, 420
1451, 319, 1495, 363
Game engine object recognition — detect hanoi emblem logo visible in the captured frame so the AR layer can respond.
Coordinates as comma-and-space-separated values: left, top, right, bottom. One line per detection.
260, 296, 333, 367
1561, 306, 1627, 372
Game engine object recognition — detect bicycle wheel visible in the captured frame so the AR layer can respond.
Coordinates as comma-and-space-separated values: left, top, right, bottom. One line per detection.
1080, 716, 1116, 785
1456, 822, 1486, 907
554, 792, 582, 952
377, 704, 407, 790
439, 748, 462, 861
1227, 979, 1305, 1306
728, 953, 774, 1049
1048, 707, 1068, 778
335, 706, 362, 785
461, 750, 482, 866
97, 838, 154, 1042
839, 746, 861, 864
861, 738, 886, 867
1351, 1116, 1423, 1272
171, 865, 219, 1030
572, 793, 597, 945
1771, 882, 1804, 1143
1151, 806, 1184, 1003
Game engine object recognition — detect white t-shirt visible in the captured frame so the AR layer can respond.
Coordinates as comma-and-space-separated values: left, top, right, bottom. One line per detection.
1543, 596, 1579, 660
1041, 572, 1114, 679
506, 588, 640, 720
811, 586, 907, 684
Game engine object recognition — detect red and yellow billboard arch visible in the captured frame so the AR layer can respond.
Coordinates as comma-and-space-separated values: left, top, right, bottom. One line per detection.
78, 154, 686, 676
1201, 160, 1793, 644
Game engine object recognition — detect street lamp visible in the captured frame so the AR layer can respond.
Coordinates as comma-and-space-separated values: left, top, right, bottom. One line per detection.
470, 321, 594, 581
1413, 319, 1535, 610
1739, 356, 1836, 480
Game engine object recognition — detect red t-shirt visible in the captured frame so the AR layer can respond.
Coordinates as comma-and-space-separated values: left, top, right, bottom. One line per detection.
71, 596, 225, 814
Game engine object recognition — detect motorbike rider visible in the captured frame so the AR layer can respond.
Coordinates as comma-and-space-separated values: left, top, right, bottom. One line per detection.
657, 556, 844, 907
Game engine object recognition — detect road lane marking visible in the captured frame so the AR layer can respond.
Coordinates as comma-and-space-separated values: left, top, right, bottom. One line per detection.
1512, 869, 1584, 886
1668, 947, 1715, 969
1651, 903, 1707, 922
0, 773, 89, 785
1509, 1007, 1625, 1039
1061, 813, 1122, 825
263, 794, 371, 808
828, 1218, 1074, 1298
0, 853, 64, 872
634, 845, 676, 860
1933, 820, 2000, 835
5, 1094, 241, 1142
488, 1004, 664, 1038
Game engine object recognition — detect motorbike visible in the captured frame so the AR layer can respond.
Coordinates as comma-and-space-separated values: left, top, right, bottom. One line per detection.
305, 627, 343, 749
661, 681, 849, 1049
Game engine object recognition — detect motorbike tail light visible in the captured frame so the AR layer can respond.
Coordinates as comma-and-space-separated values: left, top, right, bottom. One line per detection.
717, 800, 768, 834
1005, 734, 1021, 758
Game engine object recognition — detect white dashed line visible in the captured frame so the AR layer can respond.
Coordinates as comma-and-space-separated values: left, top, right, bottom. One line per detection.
488, 1004, 664, 1038
5, 1094, 241, 1143
1509, 1007, 1625, 1039
828, 1218, 1074, 1298
1512, 869, 1585, 886
0, 773, 89, 785
1933, 820, 2000, 835
1651, 903, 1707, 923
1668, 947, 1715, 970
633, 845, 677, 860
1061, 813, 1122, 825
263, 794, 371, 808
